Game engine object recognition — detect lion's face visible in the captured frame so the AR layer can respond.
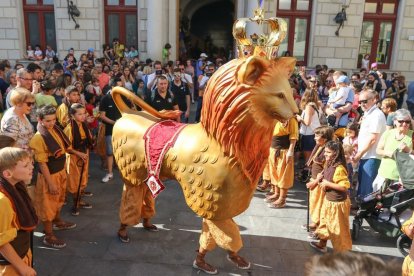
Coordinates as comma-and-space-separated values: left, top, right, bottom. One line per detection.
236, 57, 299, 123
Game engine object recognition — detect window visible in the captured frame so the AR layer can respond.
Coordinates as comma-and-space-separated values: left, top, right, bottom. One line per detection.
276, 0, 312, 65
23, 0, 56, 51
104, 0, 138, 48
358, 0, 398, 69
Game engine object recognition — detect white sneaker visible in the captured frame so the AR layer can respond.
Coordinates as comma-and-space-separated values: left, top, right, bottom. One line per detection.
102, 173, 113, 183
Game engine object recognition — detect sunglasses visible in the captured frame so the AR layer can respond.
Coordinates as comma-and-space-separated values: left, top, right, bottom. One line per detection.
25, 101, 35, 107
358, 98, 372, 104
397, 120, 411, 125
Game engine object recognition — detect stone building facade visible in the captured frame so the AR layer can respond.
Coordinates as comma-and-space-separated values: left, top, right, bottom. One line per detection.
0, 0, 412, 80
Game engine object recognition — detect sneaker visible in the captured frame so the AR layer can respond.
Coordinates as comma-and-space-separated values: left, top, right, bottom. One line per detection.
79, 201, 92, 209
102, 173, 113, 183
71, 208, 80, 216
81, 191, 93, 197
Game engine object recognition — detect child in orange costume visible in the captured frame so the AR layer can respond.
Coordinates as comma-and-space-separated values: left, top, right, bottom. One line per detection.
64, 103, 94, 216
56, 85, 81, 129
29, 105, 76, 249
310, 140, 352, 253
0, 148, 37, 276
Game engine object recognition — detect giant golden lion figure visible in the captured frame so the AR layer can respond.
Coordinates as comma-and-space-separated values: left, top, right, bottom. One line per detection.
111, 56, 299, 273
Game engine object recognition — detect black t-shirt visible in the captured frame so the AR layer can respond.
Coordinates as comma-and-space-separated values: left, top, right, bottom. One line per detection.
147, 90, 177, 111
99, 93, 122, 136
170, 81, 189, 112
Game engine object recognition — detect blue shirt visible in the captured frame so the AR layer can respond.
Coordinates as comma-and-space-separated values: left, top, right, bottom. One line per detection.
338, 89, 355, 127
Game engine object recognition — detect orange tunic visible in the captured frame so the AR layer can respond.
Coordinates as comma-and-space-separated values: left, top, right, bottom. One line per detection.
64, 122, 89, 194
29, 129, 68, 222
266, 118, 298, 189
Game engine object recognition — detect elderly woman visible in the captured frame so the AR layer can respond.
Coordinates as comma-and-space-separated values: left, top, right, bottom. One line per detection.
0, 87, 35, 150
373, 109, 413, 191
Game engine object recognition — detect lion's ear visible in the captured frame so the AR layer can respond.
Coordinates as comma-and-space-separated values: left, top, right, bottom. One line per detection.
274, 57, 297, 78
237, 56, 268, 85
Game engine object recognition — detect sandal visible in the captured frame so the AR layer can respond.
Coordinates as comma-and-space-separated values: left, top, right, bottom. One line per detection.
118, 230, 130, 243
256, 182, 270, 192
43, 235, 66, 249
309, 241, 327, 253
307, 231, 320, 240
143, 224, 159, 232
301, 223, 317, 231
193, 250, 218, 274
227, 254, 251, 270
268, 198, 286, 209
264, 194, 279, 203
53, 221, 77, 231
192, 260, 218, 275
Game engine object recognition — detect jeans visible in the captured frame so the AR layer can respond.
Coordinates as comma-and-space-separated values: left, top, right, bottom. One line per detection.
357, 158, 381, 197
180, 112, 188, 123
195, 96, 203, 123
407, 101, 414, 118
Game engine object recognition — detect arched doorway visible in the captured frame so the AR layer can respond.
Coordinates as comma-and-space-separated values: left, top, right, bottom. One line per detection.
179, 0, 235, 61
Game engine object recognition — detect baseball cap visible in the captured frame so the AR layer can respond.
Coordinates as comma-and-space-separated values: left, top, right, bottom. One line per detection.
335, 75, 349, 85
88, 48, 94, 52
200, 53, 208, 58
371, 62, 378, 68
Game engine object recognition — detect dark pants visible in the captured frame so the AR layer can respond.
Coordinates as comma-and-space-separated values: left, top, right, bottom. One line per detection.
195, 96, 203, 123
407, 101, 414, 118
357, 158, 381, 197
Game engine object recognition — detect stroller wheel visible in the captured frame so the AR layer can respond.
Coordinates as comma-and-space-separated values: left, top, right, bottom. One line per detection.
397, 234, 412, 257
352, 219, 360, 241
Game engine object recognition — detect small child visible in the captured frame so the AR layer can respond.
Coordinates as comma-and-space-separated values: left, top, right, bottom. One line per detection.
328, 75, 350, 126
342, 123, 359, 171
310, 140, 352, 253
84, 92, 99, 138
34, 45, 43, 61
29, 105, 77, 249
56, 85, 81, 129
0, 147, 38, 276
25, 45, 35, 60
64, 103, 94, 216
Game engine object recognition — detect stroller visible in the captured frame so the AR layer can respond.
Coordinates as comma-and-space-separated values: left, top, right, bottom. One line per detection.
352, 151, 414, 257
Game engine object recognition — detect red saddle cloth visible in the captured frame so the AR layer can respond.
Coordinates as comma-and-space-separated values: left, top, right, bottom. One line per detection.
144, 120, 187, 198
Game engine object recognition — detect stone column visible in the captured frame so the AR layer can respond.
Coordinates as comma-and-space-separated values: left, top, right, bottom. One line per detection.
147, 0, 163, 61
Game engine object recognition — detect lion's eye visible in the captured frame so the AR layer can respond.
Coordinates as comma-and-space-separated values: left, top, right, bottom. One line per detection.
276, 93, 284, 99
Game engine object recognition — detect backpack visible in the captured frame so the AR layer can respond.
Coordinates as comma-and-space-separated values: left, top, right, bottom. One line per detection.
311, 104, 328, 126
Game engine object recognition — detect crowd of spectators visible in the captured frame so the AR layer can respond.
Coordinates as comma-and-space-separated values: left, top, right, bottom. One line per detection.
0, 40, 413, 274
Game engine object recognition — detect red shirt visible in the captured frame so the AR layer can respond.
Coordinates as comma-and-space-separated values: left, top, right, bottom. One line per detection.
86, 103, 98, 129
98, 73, 110, 91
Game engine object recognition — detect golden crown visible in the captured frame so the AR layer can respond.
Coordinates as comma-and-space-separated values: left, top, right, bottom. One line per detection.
232, 6, 287, 60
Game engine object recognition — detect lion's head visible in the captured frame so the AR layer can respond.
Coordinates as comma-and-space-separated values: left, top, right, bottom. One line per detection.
200, 56, 299, 183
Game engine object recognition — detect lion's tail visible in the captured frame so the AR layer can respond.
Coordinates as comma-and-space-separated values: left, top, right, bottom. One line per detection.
111, 86, 174, 119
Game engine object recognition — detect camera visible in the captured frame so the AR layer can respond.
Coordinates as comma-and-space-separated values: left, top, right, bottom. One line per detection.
155, 69, 163, 76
